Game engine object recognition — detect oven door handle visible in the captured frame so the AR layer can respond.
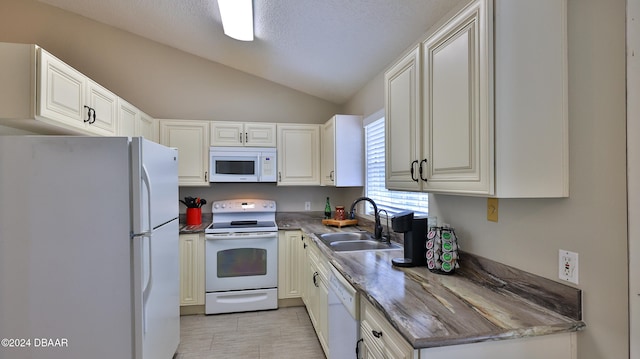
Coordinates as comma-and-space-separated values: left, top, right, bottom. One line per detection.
205, 232, 277, 241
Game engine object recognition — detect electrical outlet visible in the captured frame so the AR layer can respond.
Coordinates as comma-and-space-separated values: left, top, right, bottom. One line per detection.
559, 250, 579, 284
304, 201, 311, 211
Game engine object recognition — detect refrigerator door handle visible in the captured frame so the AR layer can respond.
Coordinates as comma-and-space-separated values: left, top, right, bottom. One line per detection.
141, 164, 153, 235
142, 236, 152, 335
140, 163, 153, 335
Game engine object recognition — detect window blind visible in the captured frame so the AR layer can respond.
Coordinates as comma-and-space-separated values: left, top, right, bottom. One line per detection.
364, 117, 428, 216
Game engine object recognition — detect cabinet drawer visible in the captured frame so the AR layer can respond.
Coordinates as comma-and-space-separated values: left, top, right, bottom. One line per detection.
360, 298, 414, 359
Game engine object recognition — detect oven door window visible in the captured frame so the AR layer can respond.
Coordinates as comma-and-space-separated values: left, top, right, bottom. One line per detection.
217, 248, 267, 277
215, 160, 256, 175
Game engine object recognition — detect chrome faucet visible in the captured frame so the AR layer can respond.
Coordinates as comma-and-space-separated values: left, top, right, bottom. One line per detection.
349, 197, 383, 240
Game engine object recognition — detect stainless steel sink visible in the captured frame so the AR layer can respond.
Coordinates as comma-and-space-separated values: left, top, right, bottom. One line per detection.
329, 240, 401, 252
315, 231, 401, 252
316, 231, 373, 244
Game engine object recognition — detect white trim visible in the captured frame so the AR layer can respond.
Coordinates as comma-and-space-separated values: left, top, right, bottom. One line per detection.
363, 108, 385, 127
628, 0, 639, 357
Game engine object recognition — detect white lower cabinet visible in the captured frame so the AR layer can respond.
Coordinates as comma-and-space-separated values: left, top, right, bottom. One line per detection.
303, 239, 329, 356
360, 295, 577, 359
179, 233, 205, 306
278, 230, 304, 299
360, 298, 415, 359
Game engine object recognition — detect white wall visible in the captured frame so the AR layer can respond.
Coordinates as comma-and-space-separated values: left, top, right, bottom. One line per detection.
343, 0, 628, 358
180, 184, 363, 214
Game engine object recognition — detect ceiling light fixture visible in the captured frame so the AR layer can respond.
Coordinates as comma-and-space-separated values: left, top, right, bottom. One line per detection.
217, 0, 254, 41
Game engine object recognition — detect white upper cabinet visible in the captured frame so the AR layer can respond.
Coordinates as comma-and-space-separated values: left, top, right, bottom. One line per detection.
0, 43, 119, 135
138, 111, 157, 142
0, 42, 158, 139
85, 79, 118, 135
117, 98, 138, 137
37, 49, 86, 131
118, 98, 157, 142
385, 45, 422, 192
385, 0, 568, 197
159, 120, 210, 187
277, 123, 321, 186
210, 121, 276, 147
421, 0, 492, 195
321, 115, 364, 187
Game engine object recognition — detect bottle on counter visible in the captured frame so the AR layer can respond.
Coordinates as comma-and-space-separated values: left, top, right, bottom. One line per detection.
324, 197, 332, 219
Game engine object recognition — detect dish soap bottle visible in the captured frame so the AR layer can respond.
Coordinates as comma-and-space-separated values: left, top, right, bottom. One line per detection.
324, 197, 332, 219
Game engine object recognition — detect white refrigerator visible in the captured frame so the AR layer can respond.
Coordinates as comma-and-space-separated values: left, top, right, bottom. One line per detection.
0, 136, 180, 359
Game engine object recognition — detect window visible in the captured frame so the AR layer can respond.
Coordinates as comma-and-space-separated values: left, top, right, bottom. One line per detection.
364, 115, 428, 216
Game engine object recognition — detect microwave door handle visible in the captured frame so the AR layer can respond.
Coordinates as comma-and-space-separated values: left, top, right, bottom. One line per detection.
256, 154, 262, 181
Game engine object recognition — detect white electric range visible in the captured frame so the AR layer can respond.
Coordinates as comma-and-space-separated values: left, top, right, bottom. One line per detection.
204, 199, 278, 314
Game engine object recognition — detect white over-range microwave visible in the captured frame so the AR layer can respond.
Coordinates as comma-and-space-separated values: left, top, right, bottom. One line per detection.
209, 147, 277, 182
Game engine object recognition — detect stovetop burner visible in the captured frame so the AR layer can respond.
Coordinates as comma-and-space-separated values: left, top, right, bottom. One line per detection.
205, 199, 277, 234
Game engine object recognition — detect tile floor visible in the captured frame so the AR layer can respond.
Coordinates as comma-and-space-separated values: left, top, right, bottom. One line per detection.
176, 307, 326, 359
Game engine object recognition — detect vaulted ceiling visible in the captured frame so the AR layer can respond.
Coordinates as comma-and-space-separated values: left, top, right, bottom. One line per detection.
38, 0, 465, 104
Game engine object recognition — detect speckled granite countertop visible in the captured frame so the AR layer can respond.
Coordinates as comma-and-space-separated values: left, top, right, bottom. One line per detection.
276, 212, 585, 349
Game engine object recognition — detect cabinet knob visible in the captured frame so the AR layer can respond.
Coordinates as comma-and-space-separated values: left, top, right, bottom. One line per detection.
372, 330, 383, 339
312, 272, 319, 287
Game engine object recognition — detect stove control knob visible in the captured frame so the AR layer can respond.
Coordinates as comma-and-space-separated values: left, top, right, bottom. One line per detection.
213, 204, 219, 209
221, 203, 226, 209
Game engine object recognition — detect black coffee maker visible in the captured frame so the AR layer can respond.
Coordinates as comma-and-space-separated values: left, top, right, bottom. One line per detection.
391, 211, 428, 267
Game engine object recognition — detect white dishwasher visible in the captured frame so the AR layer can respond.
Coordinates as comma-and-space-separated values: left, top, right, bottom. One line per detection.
328, 264, 360, 359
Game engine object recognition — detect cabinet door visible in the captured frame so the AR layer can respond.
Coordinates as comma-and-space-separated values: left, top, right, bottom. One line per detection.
300, 235, 310, 305
385, 45, 422, 191
321, 117, 336, 186
278, 231, 302, 299
138, 112, 156, 142
210, 121, 243, 146
38, 49, 86, 131
160, 120, 210, 186
422, 0, 493, 195
179, 233, 205, 306
245, 122, 277, 147
117, 98, 138, 137
277, 124, 321, 185
306, 244, 329, 355
86, 79, 118, 135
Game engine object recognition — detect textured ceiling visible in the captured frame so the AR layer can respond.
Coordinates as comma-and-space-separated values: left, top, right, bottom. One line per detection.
38, 0, 465, 104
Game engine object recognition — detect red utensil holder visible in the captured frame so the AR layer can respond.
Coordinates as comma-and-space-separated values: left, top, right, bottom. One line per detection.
186, 207, 202, 225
